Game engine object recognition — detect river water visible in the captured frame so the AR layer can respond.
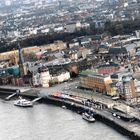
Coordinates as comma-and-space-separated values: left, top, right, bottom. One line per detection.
0, 99, 129, 140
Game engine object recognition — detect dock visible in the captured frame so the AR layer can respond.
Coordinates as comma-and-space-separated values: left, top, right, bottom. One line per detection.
32, 97, 42, 103
5, 93, 17, 100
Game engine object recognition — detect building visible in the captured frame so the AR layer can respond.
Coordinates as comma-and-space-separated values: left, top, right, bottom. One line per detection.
98, 45, 108, 54
124, 43, 136, 57
80, 70, 112, 93
97, 63, 119, 75
108, 47, 128, 57
0, 46, 40, 62
68, 40, 80, 48
64, 24, 76, 33
43, 41, 67, 51
79, 47, 92, 59
51, 71, 70, 83
33, 68, 51, 87
122, 77, 137, 102
69, 48, 82, 60
0, 50, 18, 61
106, 83, 118, 96
79, 36, 91, 46
134, 80, 140, 94
40, 71, 51, 88
111, 72, 132, 82
135, 30, 140, 38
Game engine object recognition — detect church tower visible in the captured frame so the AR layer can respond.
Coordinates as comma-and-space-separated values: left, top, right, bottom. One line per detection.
18, 43, 27, 77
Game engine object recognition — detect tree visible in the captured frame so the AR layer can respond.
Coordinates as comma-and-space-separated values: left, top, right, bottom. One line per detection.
24, 52, 38, 62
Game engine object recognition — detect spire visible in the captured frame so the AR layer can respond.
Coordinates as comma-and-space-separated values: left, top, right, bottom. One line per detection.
18, 43, 26, 77
18, 43, 24, 64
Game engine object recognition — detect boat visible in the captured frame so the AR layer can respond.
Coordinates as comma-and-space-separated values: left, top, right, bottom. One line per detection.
82, 112, 95, 122
62, 105, 67, 109
14, 97, 33, 107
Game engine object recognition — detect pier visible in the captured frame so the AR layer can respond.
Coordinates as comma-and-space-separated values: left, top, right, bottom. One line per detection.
32, 97, 42, 103
5, 93, 17, 100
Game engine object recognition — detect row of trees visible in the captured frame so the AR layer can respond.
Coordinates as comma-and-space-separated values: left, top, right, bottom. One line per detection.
105, 19, 140, 36
0, 19, 140, 53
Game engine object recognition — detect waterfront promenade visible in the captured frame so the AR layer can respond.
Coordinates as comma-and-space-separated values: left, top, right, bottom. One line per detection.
0, 80, 140, 139
0, 80, 140, 121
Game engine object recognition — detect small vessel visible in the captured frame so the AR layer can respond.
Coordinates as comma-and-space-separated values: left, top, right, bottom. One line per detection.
62, 105, 67, 109
14, 97, 33, 107
82, 112, 95, 122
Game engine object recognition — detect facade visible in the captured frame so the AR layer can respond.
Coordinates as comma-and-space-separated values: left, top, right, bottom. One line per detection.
111, 72, 132, 82
51, 71, 70, 83
64, 24, 76, 33
124, 43, 136, 57
33, 69, 51, 87
135, 80, 140, 93
44, 41, 67, 51
123, 80, 137, 101
79, 48, 92, 59
97, 64, 119, 75
40, 71, 51, 87
0, 50, 18, 61
122, 77, 138, 102
98, 45, 108, 54
0, 41, 66, 61
106, 83, 118, 96
69, 42, 79, 48
80, 70, 112, 93
108, 47, 128, 57
33, 69, 70, 87
70, 51, 82, 60
0, 46, 40, 61
135, 30, 140, 38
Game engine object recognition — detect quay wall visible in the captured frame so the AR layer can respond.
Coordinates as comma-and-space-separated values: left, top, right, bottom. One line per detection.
0, 88, 139, 140
42, 96, 140, 140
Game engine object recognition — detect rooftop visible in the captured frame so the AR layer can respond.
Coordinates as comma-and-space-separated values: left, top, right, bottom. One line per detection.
80, 70, 96, 76
80, 70, 105, 78
97, 63, 119, 68
108, 47, 127, 54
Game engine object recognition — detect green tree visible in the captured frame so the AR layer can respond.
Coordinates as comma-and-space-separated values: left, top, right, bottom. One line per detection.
24, 52, 38, 62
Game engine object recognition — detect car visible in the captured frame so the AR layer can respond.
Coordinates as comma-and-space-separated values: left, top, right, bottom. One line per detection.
112, 113, 117, 117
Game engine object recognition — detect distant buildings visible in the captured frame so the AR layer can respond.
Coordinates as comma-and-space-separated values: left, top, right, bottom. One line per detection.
0, 0, 139, 43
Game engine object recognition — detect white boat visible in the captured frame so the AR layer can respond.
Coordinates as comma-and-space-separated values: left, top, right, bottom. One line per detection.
62, 105, 67, 109
82, 112, 95, 122
14, 98, 33, 107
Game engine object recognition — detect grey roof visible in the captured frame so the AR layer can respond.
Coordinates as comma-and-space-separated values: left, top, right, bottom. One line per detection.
108, 47, 127, 54
99, 45, 108, 49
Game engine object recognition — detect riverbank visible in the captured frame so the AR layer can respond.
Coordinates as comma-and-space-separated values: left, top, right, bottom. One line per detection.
42, 95, 140, 140
0, 87, 140, 140
0, 98, 129, 140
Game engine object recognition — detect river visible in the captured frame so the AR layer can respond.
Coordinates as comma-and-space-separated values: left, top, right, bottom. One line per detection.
0, 99, 130, 140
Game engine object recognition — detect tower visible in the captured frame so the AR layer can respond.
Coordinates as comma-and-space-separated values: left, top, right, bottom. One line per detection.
18, 43, 27, 77
58, 1, 62, 10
